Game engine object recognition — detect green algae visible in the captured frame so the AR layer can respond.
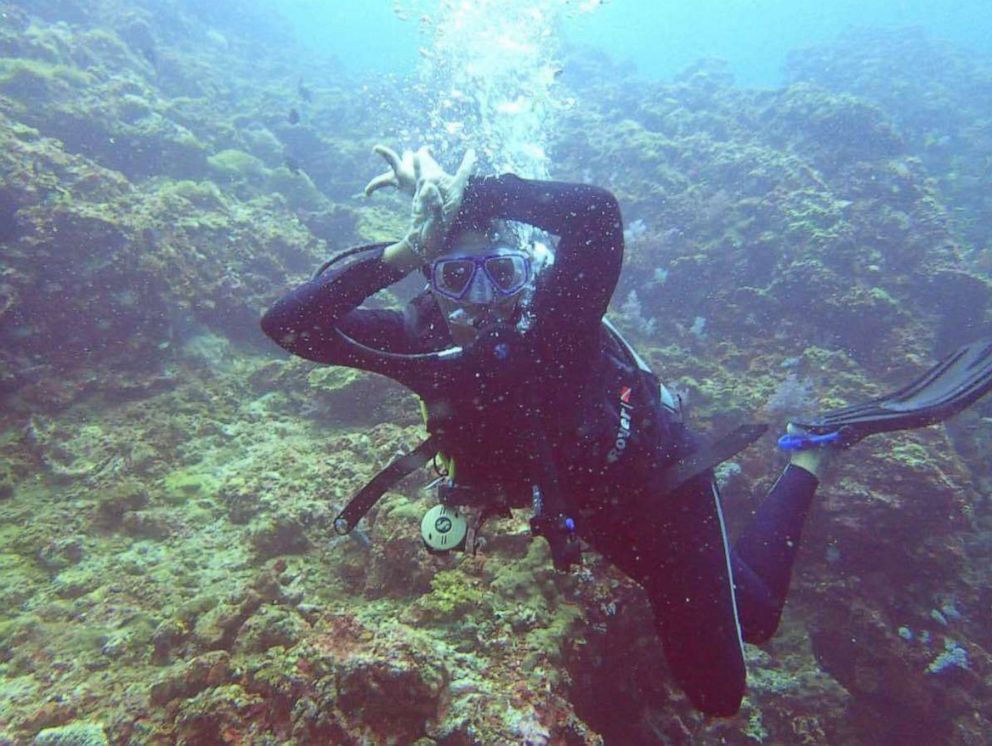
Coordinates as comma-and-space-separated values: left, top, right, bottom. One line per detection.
267, 167, 328, 212
207, 149, 267, 182
523, 601, 583, 672
357, 205, 407, 243
889, 441, 933, 471
156, 179, 227, 211
0, 58, 90, 98
0, 6, 989, 743
234, 604, 307, 653
162, 469, 216, 503
377, 492, 424, 524
33, 722, 109, 746
307, 365, 363, 394
420, 570, 490, 618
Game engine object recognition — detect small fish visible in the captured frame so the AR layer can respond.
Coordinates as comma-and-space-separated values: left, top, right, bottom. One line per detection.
284, 156, 302, 175
297, 78, 313, 103
288, 107, 300, 125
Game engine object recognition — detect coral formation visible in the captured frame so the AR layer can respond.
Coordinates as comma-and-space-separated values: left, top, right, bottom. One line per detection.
0, 1, 991, 744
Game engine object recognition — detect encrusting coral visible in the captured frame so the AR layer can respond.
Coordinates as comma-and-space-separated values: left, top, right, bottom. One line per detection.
0, 2, 991, 744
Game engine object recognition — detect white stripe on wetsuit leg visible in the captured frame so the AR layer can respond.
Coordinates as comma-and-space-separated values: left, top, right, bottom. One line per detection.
711, 479, 745, 655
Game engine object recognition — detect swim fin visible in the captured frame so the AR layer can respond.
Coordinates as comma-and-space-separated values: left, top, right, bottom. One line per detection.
779, 337, 992, 450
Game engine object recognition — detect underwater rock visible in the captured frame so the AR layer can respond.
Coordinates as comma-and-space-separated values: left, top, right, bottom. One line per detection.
50, 566, 101, 600
207, 148, 267, 184
94, 477, 150, 524
267, 167, 329, 212
297, 203, 359, 244
248, 513, 310, 558
809, 604, 942, 741
234, 604, 308, 654
251, 560, 290, 603
173, 684, 264, 745
191, 590, 263, 652
762, 83, 905, 172
36, 537, 83, 572
120, 509, 177, 540
150, 618, 188, 665
305, 365, 409, 426
358, 493, 436, 600
217, 482, 262, 524
149, 650, 233, 706
0, 185, 22, 242
0, 466, 21, 503
32, 722, 108, 746
334, 645, 445, 743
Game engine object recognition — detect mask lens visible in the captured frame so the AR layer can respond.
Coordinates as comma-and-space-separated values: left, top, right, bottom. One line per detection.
484, 255, 528, 294
435, 259, 476, 298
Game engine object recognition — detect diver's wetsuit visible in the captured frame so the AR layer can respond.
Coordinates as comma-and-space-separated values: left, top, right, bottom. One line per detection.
261, 174, 819, 716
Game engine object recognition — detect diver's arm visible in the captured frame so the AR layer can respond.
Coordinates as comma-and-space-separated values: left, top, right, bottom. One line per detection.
454, 175, 624, 324
260, 243, 414, 368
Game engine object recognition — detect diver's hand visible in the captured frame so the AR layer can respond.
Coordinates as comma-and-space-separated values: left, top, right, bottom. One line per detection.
382, 178, 450, 270
530, 513, 582, 572
424, 147, 476, 227
380, 178, 446, 272
373, 145, 476, 267
413, 148, 475, 261
365, 145, 419, 197
364, 144, 475, 201
409, 148, 478, 261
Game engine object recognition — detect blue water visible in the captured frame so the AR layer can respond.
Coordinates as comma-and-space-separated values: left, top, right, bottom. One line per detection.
275, 0, 992, 86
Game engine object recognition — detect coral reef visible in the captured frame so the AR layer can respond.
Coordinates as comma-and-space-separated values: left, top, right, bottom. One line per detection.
1, 1, 991, 744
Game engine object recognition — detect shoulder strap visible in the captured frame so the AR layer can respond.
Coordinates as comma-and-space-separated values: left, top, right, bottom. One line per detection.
602, 317, 653, 373
602, 317, 680, 415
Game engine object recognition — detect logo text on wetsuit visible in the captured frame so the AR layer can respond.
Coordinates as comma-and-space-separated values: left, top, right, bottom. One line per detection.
607, 385, 633, 464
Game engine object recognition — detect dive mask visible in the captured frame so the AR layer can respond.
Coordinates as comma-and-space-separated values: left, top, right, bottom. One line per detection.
431, 251, 532, 304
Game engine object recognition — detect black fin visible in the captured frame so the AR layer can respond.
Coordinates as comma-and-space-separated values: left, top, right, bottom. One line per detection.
795, 337, 992, 446
655, 423, 769, 496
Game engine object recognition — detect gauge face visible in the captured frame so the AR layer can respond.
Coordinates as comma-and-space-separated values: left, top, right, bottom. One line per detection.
421, 505, 468, 551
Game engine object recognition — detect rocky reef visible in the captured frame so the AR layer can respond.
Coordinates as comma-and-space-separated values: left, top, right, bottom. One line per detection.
1, 2, 992, 744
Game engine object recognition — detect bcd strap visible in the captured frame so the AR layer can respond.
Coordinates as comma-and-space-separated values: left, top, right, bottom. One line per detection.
654, 423, 769, 496
333, 435, 439, 535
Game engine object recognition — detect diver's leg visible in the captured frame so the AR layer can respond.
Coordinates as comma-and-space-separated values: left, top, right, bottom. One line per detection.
639, 472, 747, 717
732, 464, 818, 643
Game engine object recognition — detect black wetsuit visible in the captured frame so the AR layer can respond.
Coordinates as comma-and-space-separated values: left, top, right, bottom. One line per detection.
261, 174, 819, 716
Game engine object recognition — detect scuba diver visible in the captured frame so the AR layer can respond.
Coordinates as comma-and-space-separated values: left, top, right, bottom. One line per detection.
261, 145, 992, 716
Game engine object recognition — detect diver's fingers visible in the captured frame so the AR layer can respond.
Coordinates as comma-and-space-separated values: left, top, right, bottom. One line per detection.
443, 148, 476, 217
451, 148, 476, 190
372, 144, 403, 174
363, 172, 397, 197
412, 181, 441, 219
410, 177, 436, 222
413, 149, 424, 184
413, 152, 438, 198
422, 182, 443, 214
418, 183, 446, 256
415, 146, 444, 177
